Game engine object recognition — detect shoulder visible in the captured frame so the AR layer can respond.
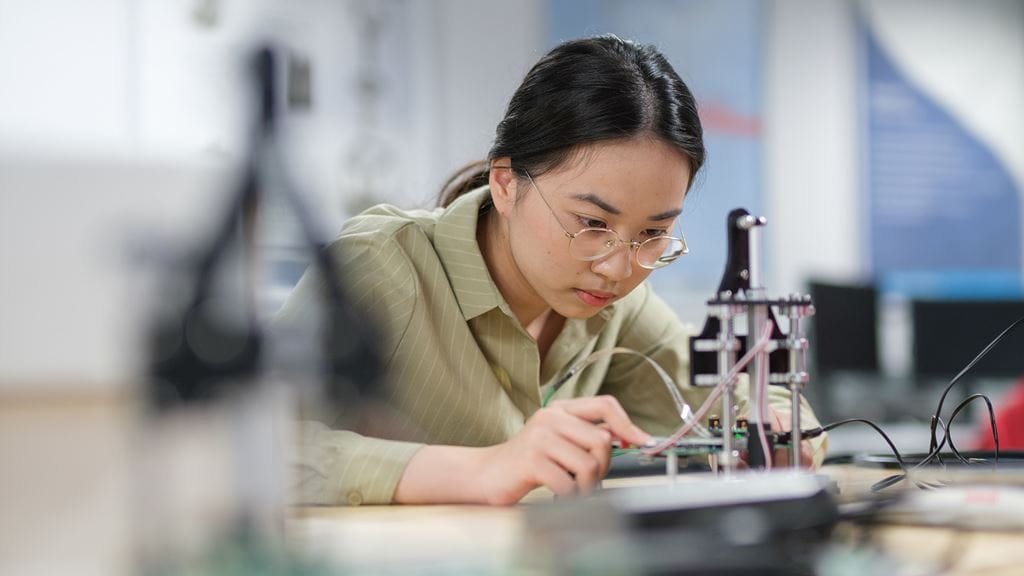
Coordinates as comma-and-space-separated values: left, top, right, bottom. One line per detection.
278, 203, 450, 361
327, 203, 442, 273
320, 206, 449, 360
338, 203, 442, 248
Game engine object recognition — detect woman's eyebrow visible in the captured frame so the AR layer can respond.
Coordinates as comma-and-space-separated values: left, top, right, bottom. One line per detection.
647, 208, 682, 221
571, 192, 681, 222
572, 193, 620, 215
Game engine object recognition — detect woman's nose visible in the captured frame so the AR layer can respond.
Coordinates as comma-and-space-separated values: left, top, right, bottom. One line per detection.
592, 244, 633, 281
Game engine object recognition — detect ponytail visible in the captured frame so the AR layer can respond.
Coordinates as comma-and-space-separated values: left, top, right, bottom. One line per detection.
437, 160, 489, 208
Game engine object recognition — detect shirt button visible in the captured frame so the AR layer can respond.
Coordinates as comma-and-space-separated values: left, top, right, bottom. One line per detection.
346, 491, 364, 506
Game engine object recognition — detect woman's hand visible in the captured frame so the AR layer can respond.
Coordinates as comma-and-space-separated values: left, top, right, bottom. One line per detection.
736, 408, 814, 469
394, 395, 647, 505
475, 395, 650, 505
769, 409, 816, 468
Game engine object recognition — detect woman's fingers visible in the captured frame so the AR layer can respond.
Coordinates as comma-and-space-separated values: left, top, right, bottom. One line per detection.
550, 395, 650, 446
550, 417, 613, 484
497, 395, 648, 500
533, 457, 577, 497
540, 432, 604, 493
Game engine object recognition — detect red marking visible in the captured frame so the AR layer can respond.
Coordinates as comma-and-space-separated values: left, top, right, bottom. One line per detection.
963, 490, 999, 505
962, 487, 995, 502
699, 101, 762, 138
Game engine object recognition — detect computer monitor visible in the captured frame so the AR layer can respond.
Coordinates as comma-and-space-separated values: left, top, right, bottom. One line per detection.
912, 299, 1024, 379
808, 281, 880, 376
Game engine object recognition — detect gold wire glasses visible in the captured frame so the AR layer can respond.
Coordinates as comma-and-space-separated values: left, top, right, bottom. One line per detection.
510, 168, 689, 270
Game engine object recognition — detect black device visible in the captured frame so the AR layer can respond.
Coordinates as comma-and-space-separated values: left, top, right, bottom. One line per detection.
808, 281, 879, 376
913, 299, 1024, 379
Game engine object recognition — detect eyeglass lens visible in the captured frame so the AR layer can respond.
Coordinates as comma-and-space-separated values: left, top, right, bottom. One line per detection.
569, 229, 685, 269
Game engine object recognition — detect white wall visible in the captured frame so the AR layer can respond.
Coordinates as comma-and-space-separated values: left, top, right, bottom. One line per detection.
0, 0, 134, 150
407, 0, 543, 205
0, 0, 543, 391
765, 0, 863, 295
0, 0, 365, 389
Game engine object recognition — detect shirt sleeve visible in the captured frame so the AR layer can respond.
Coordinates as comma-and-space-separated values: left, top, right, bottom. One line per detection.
291, 421, 424, 506
598, 283, 829, 468
277, 220, 426, 505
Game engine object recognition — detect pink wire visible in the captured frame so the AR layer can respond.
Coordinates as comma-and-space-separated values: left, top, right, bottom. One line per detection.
642, 320, 775, 456
756, 344, 772, 470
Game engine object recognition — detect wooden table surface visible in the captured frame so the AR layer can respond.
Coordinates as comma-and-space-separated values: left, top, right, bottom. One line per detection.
288, 465, 1024, 575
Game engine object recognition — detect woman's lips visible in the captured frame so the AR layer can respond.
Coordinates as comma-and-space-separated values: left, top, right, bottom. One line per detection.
575, 288, 614, 307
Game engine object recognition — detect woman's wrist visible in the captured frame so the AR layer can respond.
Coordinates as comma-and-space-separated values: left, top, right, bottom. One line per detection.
393, 444, 492, 505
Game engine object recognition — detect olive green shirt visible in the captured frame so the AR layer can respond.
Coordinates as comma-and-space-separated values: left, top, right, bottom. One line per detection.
280, 187, 827, 505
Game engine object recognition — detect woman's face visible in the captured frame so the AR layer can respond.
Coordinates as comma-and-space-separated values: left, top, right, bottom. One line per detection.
492, 137, 692, 320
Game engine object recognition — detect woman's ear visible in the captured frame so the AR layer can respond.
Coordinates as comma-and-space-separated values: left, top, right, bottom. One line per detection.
488, 158, 518, 215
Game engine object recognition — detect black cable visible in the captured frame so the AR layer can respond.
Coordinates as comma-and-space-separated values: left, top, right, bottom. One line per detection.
914, 416, 951, 470
946, 397, 981, 465
946, 393, 999, 468
822, 418, 907, 471
819, 419, 908, 484
774, 426, 825, 445
871, 417, 957, 492
813, 318, 1020, 493
926, 416, 952, 469
780, 419, 920, 492
928, 316, 1024, 456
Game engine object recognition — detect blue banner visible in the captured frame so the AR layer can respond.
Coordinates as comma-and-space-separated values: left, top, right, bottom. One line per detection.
864, 27, 1022, 298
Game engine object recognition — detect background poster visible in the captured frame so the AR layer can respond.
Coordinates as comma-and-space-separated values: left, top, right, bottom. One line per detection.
863, 19, 1022, 298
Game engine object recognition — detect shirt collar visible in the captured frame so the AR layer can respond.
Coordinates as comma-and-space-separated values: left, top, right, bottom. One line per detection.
433, 186, 506, 320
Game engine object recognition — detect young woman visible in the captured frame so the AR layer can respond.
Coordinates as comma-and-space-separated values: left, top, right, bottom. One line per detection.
282, 35, 827, 506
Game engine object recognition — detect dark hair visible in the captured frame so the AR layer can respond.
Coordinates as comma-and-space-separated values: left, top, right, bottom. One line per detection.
439, 35, 705, 207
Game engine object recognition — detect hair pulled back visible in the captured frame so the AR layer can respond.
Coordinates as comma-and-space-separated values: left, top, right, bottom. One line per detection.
439, 35, 705, 207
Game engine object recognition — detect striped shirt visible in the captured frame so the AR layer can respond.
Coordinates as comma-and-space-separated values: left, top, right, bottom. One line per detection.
280, 186, 827, 505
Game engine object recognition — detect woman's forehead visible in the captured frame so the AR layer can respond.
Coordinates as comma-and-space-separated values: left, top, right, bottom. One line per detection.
545, 139, 691, 214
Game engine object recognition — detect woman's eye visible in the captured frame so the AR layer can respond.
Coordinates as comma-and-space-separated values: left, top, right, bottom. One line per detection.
577, 216, 607, 229
643, 228, 668, 238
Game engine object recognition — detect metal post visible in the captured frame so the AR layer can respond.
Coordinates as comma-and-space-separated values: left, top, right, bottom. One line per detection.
740, 215, 770, 469
785, 294, 813, 468
746, 303, 770, 469
717, 294, 737, 477
789, 307, 803, 468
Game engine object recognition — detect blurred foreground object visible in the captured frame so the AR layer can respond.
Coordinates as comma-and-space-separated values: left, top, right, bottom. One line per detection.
525, 472, 838, 575
140, 45, 383, 573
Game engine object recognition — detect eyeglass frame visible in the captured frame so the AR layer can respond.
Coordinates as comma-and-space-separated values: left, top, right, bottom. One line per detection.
493, 165, 689, 270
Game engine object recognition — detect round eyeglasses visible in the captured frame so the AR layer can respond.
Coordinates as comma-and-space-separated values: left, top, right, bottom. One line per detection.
520, 169, 689, 270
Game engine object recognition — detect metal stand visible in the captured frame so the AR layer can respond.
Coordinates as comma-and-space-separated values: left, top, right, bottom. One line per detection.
689, 210, 816, 473
777, 294, 814, 467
